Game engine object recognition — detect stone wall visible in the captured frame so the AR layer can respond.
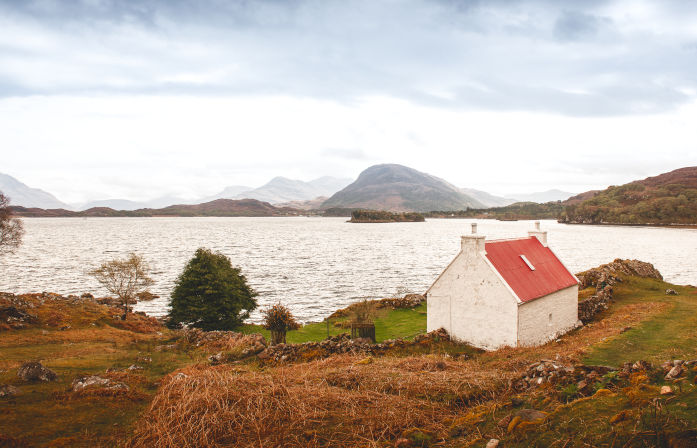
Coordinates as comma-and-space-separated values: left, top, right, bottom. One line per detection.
576, 259, 663, 323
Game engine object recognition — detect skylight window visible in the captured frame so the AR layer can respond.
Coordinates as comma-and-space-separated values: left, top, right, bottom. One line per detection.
520, 255, 535, 271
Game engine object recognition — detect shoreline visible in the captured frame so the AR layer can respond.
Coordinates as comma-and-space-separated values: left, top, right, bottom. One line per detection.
560, 221, 697, 229
12, 212, 697, 228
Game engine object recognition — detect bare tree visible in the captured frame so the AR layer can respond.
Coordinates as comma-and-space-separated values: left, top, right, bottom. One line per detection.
88, 253, 155, 320
0, 192, 24, 256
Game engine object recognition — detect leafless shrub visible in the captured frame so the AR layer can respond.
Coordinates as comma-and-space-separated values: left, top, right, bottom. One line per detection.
88, 253, 154, 320
0, 192, 24, 256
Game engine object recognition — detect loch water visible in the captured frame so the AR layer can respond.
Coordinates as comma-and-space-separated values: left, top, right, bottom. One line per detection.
1, 217, 695, 323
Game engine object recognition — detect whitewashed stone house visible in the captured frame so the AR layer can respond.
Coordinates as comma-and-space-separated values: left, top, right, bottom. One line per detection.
426, 222, 580, 350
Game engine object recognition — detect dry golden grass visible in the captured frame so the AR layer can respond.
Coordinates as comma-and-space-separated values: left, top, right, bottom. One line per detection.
128, 357, 459, 448
128, 299, 672, 448
4, 277, 690, 447
184, 332, 264, 353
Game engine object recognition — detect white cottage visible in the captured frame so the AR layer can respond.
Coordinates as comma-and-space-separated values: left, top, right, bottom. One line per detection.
426, 222, 580, 350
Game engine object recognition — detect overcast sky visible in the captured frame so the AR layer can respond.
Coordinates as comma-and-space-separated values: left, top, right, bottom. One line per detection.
1, 0, 696, 203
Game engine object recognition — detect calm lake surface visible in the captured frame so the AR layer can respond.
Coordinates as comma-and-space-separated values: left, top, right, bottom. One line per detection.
1, 217, 695, 323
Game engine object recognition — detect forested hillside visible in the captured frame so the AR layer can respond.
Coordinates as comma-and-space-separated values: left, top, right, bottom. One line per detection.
560, 167, 697, 225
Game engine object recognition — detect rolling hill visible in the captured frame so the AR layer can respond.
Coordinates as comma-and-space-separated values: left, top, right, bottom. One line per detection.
321, 164, 484, 212
560, 167, 697, 225
11, 199, 301, 218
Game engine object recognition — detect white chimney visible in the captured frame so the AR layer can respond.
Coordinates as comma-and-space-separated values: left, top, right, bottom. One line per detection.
528, 221, 548, 246
462, 222, 485, 253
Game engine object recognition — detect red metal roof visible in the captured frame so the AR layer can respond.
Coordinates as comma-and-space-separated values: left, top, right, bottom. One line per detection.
485, 237, 577, 302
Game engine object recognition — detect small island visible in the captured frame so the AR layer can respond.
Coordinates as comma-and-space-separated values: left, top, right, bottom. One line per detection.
349, 209, 425, 223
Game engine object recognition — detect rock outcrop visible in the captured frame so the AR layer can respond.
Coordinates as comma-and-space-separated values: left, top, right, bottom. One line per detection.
71, 375, 129, 392
576, 259, 663, 323
577, 259, 662, 289
17, 361, 57, 382
0, 306, 38, 329
0, 384, 21, 398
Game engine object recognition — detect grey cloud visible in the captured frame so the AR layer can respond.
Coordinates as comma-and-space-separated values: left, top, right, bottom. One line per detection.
1, 0, 696, 116
553, 11, 610, 41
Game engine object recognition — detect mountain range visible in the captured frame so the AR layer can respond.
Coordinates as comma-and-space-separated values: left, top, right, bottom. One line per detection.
0, 173, 353, 211
213, 176, 352, 204
5, 166, 696, 225
1, 167, 572, 213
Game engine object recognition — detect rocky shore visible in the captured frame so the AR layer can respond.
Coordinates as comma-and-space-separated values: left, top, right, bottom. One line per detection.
576, 259, 664, 323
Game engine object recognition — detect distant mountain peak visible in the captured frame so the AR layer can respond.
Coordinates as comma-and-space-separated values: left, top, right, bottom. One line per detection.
509, 189, 575, 203
229, 175, 352, 204
322, 164, 484, 212
0, 173, 69, 209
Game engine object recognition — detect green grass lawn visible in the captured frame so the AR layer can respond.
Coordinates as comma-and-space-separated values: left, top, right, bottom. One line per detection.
583, 277, 697, 366
242, 302, 428, 343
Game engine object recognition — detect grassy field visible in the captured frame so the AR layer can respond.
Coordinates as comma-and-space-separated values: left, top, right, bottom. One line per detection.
2, 271, 697, 447
242, 301, 429, 343
129, 274, 697, 447
583, 277, 697, 366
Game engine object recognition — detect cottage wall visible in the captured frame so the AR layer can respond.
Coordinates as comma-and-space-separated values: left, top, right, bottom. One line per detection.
517, 284, 579, 346
427, 250, 518, 350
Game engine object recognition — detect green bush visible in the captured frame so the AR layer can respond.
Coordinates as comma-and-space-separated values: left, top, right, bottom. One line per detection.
167, 248, 258, 331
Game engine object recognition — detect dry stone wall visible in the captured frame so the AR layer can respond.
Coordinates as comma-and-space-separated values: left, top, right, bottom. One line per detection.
576, 259, 663, 323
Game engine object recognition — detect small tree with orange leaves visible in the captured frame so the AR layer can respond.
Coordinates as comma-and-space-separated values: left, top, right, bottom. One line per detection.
262, 303, 301, 345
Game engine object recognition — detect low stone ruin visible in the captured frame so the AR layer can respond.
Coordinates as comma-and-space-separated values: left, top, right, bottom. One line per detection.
511, 360, 613, 390
513, 358, 697, 394
257, 328, 451, 364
